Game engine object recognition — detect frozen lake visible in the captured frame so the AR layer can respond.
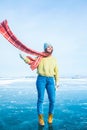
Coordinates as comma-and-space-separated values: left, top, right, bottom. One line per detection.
0, 77, 87, 130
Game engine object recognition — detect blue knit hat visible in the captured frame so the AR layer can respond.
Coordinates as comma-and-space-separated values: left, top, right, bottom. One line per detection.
44, 43, 53, 51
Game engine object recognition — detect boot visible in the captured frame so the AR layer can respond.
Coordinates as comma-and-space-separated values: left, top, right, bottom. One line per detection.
38, 114, 45, 126
48, 114, 53, 124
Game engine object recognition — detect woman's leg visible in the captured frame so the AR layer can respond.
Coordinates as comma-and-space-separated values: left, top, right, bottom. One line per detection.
46, 77, 55, 114
36, 75, 46, 115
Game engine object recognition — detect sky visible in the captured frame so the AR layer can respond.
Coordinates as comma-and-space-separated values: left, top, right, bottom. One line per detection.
0, 0, 87, 77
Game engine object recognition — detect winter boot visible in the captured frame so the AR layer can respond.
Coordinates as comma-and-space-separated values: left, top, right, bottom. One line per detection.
48, 114, 53, 124
38, 114, 45, 126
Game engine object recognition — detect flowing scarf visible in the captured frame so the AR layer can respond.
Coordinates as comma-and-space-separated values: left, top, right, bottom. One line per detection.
0, 20, 50, 70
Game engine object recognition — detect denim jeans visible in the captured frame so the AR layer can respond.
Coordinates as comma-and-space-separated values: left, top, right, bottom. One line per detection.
36, 75, 55, 115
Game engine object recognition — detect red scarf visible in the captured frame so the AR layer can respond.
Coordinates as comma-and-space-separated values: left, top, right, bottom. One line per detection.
0, 20, 50, 70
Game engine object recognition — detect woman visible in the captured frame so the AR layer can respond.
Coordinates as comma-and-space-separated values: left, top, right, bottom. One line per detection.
20, 43, 59, 126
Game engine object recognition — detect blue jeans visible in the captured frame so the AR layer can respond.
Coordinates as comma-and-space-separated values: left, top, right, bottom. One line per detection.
36, 75, 55, 115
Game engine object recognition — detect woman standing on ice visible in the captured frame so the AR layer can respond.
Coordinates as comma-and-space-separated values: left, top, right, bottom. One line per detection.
0, 20, 59, 126
20, 43, 59, 126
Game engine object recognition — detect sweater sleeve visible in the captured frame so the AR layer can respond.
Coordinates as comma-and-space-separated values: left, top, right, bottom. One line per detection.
24, 57, 30, 63
54, 60, 59, 84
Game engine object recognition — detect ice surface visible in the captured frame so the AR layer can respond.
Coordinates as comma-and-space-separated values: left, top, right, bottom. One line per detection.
0, 77, 87, 130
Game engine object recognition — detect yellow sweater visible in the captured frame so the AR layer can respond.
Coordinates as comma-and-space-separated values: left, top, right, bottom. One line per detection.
24, 56, 59, 83
37, 56, 59, 83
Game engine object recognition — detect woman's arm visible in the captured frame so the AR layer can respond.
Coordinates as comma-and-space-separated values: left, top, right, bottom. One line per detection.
19, 54, 30, 63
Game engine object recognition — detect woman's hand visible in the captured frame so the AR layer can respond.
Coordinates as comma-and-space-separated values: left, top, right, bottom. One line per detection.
55, 83, 59, 90
19, 54, 24, 60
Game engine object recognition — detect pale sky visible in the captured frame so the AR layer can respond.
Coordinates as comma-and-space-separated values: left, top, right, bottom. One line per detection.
0, 0, 87, 77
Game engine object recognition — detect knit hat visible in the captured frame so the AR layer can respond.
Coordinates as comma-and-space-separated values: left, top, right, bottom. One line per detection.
44, 43, 53, 51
